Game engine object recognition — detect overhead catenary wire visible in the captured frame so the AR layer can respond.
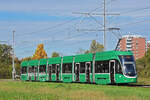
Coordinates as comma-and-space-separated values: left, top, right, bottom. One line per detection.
16, 25, 99, 52
89, 0, 118, 13
15, 12, 103, 46
16, 32, 96, 54
17, 3, 109, 39
17, 39, 93, 57
16, 26, 96, 47
17, 0, 150, 58
132, 14, 150, 19
72, 0, 118, 29
117, 19, 150, 27
110, 31, 121, 39
89, 15, 104, 27
16, 16, 82, 37
120, 6, 150, 15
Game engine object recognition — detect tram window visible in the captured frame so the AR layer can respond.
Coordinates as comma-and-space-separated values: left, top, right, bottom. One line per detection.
21, 67, 27, 74
80, 62, 85, 73
115, 60, 122, 74
39, 65, 46, 73
86, 63, 92, 73
52, 64, 56, 73
63, 63, 72, 73
56, 64, 60, 72
31, 66, 35, 73
48, 65, 52, 72
34, 67, 37, 73
28, 67, 32, 73
74, 64, 80, 73
95, 61, 109, 73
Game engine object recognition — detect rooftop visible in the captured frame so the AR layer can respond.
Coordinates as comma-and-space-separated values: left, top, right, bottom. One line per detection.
122, 34, 144, 38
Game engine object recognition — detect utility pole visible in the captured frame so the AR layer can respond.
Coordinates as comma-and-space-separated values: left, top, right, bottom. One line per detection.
73, 0, 120, 51
103, 0, 106, 51
12, 30, 16, 80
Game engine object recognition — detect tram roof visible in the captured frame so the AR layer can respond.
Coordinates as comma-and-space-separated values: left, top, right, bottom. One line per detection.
28, 60, 39, 66
95, 51, 133, 61
63, 56, 74, 63
21, 61, 28, 67
75, 53, 93, 63
48, 57, 61, 64
39, 58, 47, 65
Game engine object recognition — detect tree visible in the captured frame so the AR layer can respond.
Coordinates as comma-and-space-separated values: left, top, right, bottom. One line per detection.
136, 48, 150, 78
85, 50, 90, 54
83, 40, 104, 54
0, 44, 12, 63
0, 44, 12, 79
89, 40, 104, 53
145, 48, 150, 63
76, 48, 85, 54
76, 40, 104, 54
52, 52, 60, 57
32, 44, 48, 60
21, 56, 32, 61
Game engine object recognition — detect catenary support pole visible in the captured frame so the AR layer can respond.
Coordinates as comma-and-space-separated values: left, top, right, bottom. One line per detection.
12, 30, 16, 80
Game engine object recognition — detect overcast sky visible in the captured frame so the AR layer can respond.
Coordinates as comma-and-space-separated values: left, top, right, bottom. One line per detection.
0, 0, 150, 59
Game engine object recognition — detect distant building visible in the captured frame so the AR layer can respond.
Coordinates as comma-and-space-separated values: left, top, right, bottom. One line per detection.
116, 34, 146, 59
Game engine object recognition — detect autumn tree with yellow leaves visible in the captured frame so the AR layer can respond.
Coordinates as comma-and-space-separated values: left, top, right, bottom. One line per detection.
32, 44, 48, 60
21, 56, 32, 61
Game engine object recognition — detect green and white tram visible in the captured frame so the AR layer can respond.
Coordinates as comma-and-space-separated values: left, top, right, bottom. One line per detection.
21, 51, 137, 84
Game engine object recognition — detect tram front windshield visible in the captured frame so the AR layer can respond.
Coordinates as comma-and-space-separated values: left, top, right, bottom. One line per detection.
124, 64, 136, 76
119, 55, 136, 77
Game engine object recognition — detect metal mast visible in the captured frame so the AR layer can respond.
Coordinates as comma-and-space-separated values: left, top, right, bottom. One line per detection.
103, 0, 106, 51
73, 0, 120, 51
12, 30, 16, 80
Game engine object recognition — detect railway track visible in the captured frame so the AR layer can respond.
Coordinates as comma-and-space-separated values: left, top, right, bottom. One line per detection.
115, 84, 150, 88
128, 85, 150, 88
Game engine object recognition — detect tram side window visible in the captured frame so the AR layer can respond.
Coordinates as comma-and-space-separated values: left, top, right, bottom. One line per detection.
52, 64, 56, 73
86, 62, 92, 73
35, 67, 38, 73
31, 66, 35, 73
21, 67, 27, 74
80, 62, 85, 73
115, 60, 122, 74
28, 67, 32, 73
95, 61, 109, 73
56, 64, 60, 72
74, 63, 80, 73
39, 65, 46, 73
63, 63, 72, 73
48, 65, 52, 73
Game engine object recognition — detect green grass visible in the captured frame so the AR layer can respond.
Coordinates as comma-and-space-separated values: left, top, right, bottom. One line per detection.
0, 80, 150, 100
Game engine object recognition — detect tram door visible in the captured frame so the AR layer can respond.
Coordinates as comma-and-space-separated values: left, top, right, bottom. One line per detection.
56, 64, 60, 81
85, 62, 91, 83
48, 65, 52, 81
75, 63, 80, 82
109, 60, 115, 84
